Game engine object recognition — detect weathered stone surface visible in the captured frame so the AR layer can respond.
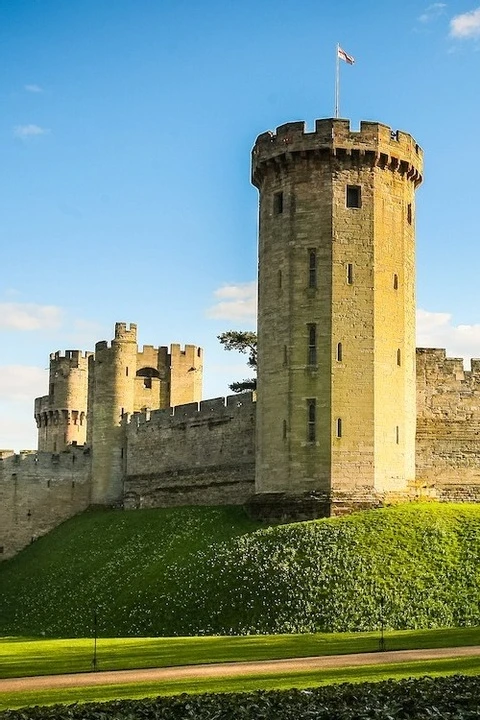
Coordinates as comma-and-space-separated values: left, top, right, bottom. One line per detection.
123, 393, 256, 508
253, 119, 423, 496
416, 348, 480, 493
0, 448, 90, 560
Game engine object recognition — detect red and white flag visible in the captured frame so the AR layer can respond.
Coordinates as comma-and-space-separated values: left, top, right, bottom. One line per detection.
337, 46, 355, 65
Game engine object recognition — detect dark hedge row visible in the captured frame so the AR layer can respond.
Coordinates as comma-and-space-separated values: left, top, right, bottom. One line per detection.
1, 676, 479, 720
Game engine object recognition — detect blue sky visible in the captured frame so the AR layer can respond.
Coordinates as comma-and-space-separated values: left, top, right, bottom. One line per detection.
1, 0, 480, 449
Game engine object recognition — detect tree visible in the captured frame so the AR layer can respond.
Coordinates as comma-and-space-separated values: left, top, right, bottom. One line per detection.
218, 330, 257, 393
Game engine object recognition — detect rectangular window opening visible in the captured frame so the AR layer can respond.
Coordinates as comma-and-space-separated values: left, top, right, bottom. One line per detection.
307, 399, 316, 442
273, 191, 284, 215
308, 249, 317, 288
336, 418, 343, 438
407, 203, 412, 224
346, 185, 361, 208
307, 323, 317, 365
336, 342, 343, 362
395, 426, 400, 444
347, 263, 354, 285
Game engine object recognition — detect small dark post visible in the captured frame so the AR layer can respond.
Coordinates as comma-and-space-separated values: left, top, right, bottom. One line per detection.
92, 608, 98, 671
379, 593, 386, 652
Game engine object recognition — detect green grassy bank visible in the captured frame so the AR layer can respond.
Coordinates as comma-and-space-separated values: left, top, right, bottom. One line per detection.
1, 503, 479, 636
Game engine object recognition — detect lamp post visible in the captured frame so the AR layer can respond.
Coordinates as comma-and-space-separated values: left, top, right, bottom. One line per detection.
92, 608, 98, 671
379, 593, 386, 652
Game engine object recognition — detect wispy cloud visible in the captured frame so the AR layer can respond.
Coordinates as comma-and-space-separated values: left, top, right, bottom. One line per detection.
0, 303, 63, 331
0, 365, 47, 402
24, 84, 43, 93
450, 6, 480, 37
13, 124, 50, 139
418, 3, 447, 23
417, 308, 480, 360
206, 282, 257, 321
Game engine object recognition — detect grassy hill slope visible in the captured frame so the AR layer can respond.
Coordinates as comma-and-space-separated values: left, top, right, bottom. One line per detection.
0, 503, 479, 637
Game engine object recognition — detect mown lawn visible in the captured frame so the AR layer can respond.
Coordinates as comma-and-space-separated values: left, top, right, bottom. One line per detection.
1, 626, 480, 679
1, 655, 480, 711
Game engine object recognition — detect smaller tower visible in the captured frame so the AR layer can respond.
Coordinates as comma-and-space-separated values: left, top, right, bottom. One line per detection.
88, 323, 204, 505
34, 351, 90, 452
89, 323, 138, 504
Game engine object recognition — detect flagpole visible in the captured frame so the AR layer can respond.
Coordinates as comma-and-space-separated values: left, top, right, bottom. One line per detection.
334, 43, 340, 118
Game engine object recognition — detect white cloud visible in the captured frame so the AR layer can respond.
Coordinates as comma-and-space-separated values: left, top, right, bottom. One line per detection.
418, 3, 447, 23
13, 124, 50, 138
0, 365, 47, 402
450, 6, 480, 37
24, 84, 43, 93
417, 308, 480, 360
0, 303, 63, 331
0, 367, 46, 450
206, 282, 257, 321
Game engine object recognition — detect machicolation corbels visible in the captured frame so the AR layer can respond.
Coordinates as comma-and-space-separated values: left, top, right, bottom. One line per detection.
252, 118, 423, 187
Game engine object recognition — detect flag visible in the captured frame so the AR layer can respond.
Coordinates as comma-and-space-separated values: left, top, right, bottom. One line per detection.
338, 46, 355, 65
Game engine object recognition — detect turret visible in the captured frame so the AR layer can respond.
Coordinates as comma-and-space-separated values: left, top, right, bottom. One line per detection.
34, 350, 91, 452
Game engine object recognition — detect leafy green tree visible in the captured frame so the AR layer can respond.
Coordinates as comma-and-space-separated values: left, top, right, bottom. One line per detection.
218, 330, 257, 393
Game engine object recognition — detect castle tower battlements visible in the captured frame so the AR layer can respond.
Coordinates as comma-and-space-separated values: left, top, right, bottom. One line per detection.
87, 323, 203, 505
34, 350, 92, 453
253, 118, 423, 505
252, 119, 423, 185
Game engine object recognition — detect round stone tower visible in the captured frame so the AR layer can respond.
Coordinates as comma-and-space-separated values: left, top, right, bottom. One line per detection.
88, 322, 138, 504
252, 118, 423, 512
35, 351, 90, 452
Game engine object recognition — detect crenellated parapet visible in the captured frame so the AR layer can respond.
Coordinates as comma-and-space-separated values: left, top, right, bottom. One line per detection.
416, 348, 480, 419
125, 392, 255, 431
123, 393, 256, 510
0, 448, 91, 560
49, 350, 93, 363
416, 348, 480, 489
0, 446, 90, 473
252, 118, 423, 188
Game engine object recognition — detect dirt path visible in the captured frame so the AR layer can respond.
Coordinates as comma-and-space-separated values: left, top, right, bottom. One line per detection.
1, 645, 479, 693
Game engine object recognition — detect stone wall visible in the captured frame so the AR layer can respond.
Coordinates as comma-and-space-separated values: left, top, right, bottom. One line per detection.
416, 348, 480, 499
123, 393, 256, 508
0, 447, 91, 560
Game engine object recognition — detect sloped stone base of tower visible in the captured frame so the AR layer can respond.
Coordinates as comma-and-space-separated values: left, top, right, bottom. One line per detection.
246, 489, 387, 523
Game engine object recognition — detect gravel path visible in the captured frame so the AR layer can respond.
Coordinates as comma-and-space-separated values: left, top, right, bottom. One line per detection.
1, 645, 479, 693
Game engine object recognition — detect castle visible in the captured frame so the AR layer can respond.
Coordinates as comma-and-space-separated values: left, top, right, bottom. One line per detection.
2, 117, 480, 561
